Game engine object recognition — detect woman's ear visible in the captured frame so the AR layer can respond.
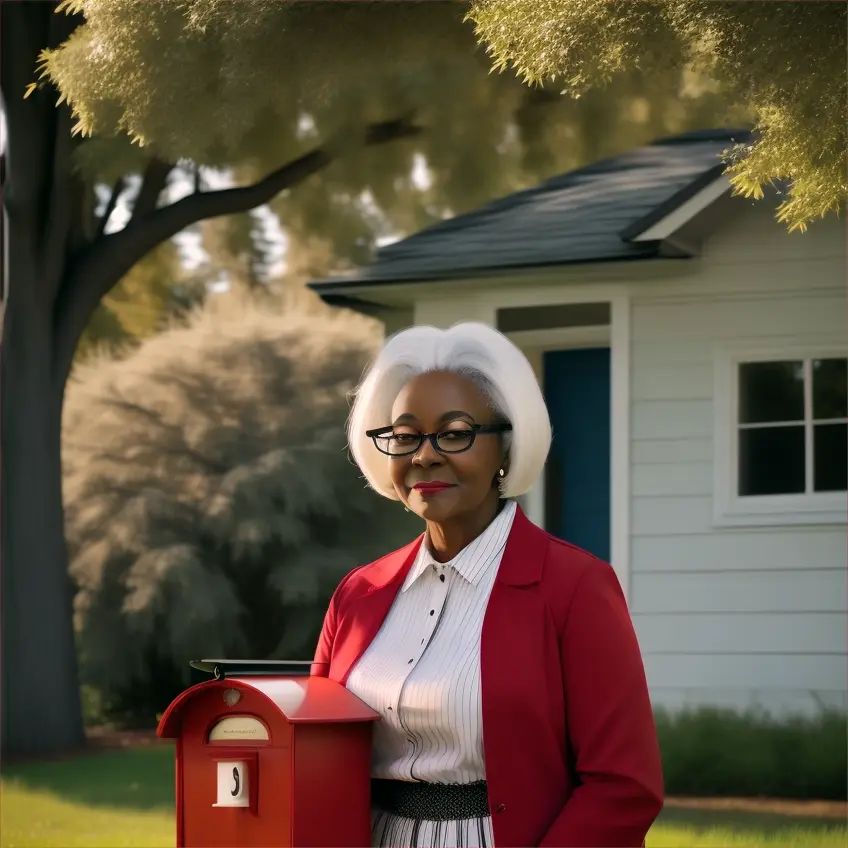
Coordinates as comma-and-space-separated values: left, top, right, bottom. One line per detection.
500, 452, 510, 477
493, 457, 508, 488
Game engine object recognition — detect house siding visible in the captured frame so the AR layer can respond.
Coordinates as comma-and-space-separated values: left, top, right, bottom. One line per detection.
377, 197, 845, 718
629, 202, 847, 717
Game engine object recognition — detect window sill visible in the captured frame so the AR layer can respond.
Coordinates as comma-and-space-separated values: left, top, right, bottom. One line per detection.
713, 493, 847, 528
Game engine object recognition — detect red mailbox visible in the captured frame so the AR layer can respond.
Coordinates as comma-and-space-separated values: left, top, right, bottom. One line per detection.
157, 660, 380, 848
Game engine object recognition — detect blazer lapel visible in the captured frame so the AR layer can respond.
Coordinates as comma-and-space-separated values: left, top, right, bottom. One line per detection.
481, 506, 549, 707
493, 506, 548, 587
331, 536, 423, 685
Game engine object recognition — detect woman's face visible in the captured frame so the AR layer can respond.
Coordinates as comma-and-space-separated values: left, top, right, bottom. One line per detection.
387, 370, 505, 524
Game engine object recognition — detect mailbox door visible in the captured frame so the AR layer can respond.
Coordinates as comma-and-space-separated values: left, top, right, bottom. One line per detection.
291, 723, 374, 848
179, 686, 293, 847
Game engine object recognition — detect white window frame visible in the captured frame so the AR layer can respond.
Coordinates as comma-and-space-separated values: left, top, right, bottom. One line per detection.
713, 341, 848, 527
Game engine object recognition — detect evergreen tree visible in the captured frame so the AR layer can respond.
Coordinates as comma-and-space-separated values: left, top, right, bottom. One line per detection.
66, 292, 419, 726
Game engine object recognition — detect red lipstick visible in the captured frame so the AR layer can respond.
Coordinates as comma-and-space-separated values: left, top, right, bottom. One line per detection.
412, 482, 456, 496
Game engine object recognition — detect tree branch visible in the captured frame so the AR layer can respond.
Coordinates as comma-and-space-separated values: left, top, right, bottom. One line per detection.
52, 114, 423, 384
65, 169, 96, 247
96, 178, 125, 240
131, 158, 174, 222
42, 103, 77, 288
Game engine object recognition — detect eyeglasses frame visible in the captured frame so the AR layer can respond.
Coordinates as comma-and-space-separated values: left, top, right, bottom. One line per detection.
365, 422, 512, 457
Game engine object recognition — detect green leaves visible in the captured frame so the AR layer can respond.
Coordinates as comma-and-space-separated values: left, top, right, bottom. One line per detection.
55, 0, 85, 14
41, 1, 478, 165
468, 0, 680, 89
468, 0, 847, 232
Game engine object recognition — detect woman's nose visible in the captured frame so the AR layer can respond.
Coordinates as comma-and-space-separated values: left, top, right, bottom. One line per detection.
413, 437, 444, 466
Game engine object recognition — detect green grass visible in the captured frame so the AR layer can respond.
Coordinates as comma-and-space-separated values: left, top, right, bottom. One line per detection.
650, 807, 847, 847
1, 748, 174, 848
0, 784, 173, 848
2, 745, 846, 848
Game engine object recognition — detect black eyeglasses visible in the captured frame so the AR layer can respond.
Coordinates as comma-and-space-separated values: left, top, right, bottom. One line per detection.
365, 423, 512, 457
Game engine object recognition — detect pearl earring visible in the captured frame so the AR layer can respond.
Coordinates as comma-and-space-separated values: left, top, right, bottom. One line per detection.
498, 468, 505, 478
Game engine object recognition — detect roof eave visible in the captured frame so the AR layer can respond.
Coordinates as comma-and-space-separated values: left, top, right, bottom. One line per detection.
622, 167, 732, 244
308, 247, 665, 298
317, 294, 400, 316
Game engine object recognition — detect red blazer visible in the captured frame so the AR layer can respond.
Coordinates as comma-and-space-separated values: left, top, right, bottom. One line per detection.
313, 506, 664, 847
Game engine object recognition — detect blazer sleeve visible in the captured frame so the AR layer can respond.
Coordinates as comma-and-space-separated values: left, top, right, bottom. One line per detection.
540, 559, 664, 848
311, 566, 362, 677
310, 594, 335, 677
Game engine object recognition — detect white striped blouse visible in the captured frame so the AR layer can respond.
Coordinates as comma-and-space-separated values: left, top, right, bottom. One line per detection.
345, 500, 517, 848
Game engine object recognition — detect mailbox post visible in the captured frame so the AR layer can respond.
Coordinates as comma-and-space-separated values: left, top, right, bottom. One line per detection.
157, 660, 380, 848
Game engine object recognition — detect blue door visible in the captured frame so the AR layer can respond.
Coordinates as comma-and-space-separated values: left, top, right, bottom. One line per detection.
543, 348, 611, 561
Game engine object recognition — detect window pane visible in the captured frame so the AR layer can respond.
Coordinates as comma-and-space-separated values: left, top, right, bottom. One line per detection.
739, 426, 805, 496
813, 358, 848, 420
739, 361, 804, 424
814, 423, 847, 492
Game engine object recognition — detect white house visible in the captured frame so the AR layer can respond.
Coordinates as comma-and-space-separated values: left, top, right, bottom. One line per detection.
308, 129, 847, 718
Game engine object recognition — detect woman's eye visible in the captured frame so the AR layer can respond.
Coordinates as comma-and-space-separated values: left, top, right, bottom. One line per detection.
391, 433, 418, 443
440, 430, 472, 440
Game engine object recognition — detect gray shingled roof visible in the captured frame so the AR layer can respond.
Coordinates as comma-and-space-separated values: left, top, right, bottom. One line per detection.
309, 128, 751, 291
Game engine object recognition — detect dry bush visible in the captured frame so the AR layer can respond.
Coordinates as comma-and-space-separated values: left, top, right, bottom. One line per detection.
63, 289, 418, 725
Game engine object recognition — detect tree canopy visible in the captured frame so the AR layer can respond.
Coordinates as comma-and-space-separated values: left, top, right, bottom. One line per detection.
42, 1, 479, 169
467, 0, 847, 232
39, 0, 746, 277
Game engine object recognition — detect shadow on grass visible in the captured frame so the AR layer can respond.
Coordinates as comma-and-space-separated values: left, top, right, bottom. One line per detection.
658, 805, 847, 838
1, 745, 175, 812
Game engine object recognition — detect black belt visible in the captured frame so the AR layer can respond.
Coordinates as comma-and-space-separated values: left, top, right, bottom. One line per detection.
371, 779, 491, 822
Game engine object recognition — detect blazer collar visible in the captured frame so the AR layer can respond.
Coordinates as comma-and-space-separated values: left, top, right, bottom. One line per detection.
362, 504, 547, 592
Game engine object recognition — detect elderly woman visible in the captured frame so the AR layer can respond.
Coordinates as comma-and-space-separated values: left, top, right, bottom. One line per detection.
313, 322, 663, 848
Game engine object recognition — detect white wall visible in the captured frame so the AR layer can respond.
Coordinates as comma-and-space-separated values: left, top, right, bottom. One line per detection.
629, 201, 847, 716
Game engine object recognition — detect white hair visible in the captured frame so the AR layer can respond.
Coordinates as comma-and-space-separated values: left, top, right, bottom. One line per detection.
348, 322, 552, 501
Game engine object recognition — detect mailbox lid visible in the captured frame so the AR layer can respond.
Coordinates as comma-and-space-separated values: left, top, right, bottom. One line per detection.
157, 675, 378, 738
239, 675, 380, 724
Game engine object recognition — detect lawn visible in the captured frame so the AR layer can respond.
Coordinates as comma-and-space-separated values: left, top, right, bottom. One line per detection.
1, 745, 846, 848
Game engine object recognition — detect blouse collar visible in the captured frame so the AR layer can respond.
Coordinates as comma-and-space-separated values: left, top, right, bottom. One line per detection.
401, 500, 517, 592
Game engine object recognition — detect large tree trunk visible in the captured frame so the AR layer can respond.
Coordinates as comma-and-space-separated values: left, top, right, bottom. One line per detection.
1, 253, 84, 758
1, 0, 87, 759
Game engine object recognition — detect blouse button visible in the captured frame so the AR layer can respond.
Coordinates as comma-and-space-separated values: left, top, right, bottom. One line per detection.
495, 803, 507, 814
